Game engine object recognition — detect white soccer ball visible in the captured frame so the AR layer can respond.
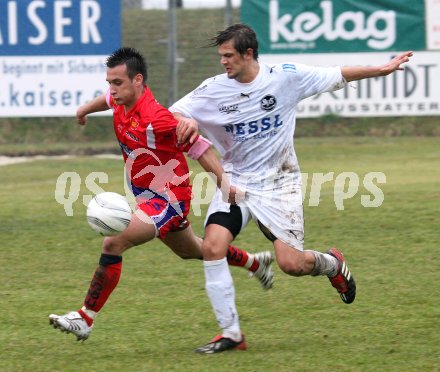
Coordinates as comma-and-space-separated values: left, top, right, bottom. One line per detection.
86, 192, 132, 236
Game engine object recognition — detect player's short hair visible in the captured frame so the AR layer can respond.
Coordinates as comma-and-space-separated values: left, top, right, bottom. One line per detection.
209, 23, 259, 60
106, 47, 148, 83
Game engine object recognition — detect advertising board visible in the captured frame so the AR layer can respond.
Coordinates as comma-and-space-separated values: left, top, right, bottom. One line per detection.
242, 0, 439, 117
261, 51, 440, 117
0, 0, 120, 117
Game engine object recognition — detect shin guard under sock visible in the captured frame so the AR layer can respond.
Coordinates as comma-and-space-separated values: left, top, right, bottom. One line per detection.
226, 245, 258, 271
83, 254, 122, 313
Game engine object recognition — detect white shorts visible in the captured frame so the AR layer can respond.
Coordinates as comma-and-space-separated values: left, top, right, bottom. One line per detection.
205, 186, 304, 251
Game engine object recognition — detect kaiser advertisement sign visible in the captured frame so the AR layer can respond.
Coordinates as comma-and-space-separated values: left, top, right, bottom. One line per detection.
242, 0, 440, 117
0, 0, 121, 117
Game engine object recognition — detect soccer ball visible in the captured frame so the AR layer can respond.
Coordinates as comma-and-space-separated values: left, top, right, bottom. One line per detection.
86, 192, 132, 236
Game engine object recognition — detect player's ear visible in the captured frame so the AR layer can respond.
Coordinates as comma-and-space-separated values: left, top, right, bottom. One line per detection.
244, 48, 254, 60
134, 73, 144, 87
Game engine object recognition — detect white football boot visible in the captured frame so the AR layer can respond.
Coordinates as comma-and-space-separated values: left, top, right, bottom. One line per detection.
49, 311, 93, 341
250, 251, 274, 290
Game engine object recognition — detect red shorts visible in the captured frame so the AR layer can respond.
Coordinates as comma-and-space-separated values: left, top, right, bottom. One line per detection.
136, 196, 190, 239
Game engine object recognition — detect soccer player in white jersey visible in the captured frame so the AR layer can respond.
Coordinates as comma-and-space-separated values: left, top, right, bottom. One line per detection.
170, 23, 413, 354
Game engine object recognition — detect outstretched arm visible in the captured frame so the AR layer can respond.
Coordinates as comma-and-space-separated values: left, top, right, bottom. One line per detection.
341, 51, 413, 82
76, 94, 109, 126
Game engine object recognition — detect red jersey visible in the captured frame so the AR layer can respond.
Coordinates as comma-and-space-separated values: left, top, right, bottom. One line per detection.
107, 86, 194, 202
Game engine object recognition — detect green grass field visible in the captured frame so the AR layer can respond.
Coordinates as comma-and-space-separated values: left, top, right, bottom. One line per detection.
1, 137, 439, 371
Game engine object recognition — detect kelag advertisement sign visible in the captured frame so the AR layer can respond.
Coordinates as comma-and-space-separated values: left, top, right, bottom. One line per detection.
0, 0, 121, 117
241, 0, 439, 117
242, 0, 425, 54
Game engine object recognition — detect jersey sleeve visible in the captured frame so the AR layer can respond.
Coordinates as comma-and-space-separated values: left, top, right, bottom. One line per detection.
169, 77, 214, 118
287, 63, 346, 101
148, 108, 198, 154
168, 91, 194, 118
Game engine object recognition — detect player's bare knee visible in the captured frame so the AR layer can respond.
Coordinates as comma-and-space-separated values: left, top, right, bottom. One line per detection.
102, 237, 130, 255
102, 237, 119, 254
201, 240, 225, 260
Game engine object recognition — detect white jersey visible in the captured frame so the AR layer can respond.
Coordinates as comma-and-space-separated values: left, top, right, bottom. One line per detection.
170, 62, 346, 247
170, 62, 345, 190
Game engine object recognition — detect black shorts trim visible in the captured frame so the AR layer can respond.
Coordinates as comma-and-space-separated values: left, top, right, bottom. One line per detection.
205, 205, 242, 239
257, 220, 278, 242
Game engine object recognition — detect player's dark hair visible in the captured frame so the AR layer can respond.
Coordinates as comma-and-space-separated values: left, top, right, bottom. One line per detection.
106, 47, 148, 83
209, 23, 259, 60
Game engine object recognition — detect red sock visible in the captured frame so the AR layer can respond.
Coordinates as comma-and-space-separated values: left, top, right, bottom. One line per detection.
82, 254, 122, 316
226, 245, 259, 272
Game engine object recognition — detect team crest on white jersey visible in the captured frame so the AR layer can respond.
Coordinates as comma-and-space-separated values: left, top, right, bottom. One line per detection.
261, 95, 277, 111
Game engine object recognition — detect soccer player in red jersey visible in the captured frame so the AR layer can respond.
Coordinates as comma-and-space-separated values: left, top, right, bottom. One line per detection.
48, 47, 273, 342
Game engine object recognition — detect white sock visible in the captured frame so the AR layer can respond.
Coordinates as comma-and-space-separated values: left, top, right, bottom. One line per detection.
204, 258, 241, 341
306, 250, 338, 277
80, 306, 97, 320
244, 254, 254, 270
